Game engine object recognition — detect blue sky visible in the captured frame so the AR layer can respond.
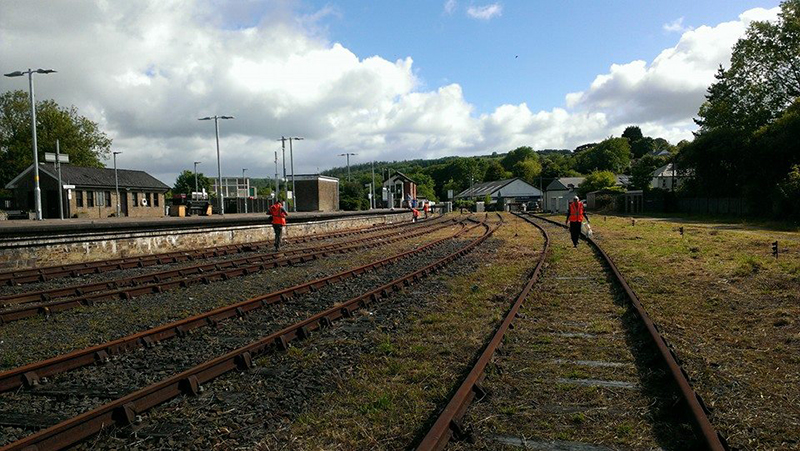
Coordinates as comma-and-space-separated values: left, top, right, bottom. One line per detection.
0, 0, 783, 182
306, 0, 778, 114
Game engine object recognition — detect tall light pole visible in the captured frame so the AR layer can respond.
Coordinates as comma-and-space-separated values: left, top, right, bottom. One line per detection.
198, 115, 234, 215
289, 137, 303, 212
193, 161, 201, 194
371, 160, 376, 209
242, 168, 248, 214
277, 137, 288, 197
338, 153, 357, 181
113, 151, 122, 217
274, 149, 279, 200
4, 68, 57, 220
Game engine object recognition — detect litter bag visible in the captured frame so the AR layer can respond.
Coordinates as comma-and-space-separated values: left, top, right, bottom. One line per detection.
582, 222, 593, 238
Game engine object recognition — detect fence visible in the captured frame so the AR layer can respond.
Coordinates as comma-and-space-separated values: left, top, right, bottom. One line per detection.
676, 197, 750, 215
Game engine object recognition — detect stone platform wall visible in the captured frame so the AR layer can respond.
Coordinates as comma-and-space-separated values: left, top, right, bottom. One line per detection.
0, 213, 409, 270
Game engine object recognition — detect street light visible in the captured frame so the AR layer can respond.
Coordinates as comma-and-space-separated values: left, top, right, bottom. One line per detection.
289, 137, 303, 212
198, 115, 234, 215
4, 68, 57, 220
193, 161, 201, 194
113, 151, 122, 217
242, 168, 248, 214
338, 153, 357, 181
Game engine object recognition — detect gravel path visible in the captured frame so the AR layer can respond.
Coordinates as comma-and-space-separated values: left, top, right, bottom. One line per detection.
451, 215, 699, 450
0, 229, 478, 447
0, 221, 462, 372
70, 234, 493, 450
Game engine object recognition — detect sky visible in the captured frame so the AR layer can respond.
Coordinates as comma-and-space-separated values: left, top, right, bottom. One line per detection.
0, 0, 782, 185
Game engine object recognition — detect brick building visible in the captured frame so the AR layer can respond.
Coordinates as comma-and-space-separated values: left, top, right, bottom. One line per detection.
6, 163, 170, 219
293, 174, 339, 212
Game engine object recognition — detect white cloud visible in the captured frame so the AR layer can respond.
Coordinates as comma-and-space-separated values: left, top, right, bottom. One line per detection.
466, 3, 502, 20
663, 17, 692, 33
0, 1, 782, 186
444, 0, 457, 15
566, 6, 780, 142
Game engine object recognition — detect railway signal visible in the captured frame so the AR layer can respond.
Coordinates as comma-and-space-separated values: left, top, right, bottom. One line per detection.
772, 241, 779, 258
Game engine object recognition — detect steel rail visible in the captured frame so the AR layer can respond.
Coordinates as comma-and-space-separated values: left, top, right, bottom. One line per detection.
0, 214, 438, 286
0, 220, 476, 394
526, 213, 728, 451
0, 221, 496, 451
0, 219, 458, 324
416, 212, 549, 451
0, 217, 456, 308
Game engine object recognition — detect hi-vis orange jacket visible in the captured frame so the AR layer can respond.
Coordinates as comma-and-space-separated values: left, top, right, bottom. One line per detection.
568, 201, 585, 223
269, 203, 287, 225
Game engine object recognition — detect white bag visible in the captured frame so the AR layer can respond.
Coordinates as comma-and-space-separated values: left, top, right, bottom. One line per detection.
581, 222, 593, 238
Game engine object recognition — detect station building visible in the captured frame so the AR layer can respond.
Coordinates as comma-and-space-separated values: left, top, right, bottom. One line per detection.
293, 174, 340, 212
382, 171, 417, 208
455, 178, 542, 208
5, 163, 170, 219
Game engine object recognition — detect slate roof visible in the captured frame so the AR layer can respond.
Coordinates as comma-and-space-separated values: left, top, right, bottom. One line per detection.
384, 171, 416, 185
7, 163, 170, 191
545, 177, 585, 191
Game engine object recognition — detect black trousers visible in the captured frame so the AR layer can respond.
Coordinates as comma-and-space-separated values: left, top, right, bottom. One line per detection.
273, 224, 284, 250
569, 221, 582, 247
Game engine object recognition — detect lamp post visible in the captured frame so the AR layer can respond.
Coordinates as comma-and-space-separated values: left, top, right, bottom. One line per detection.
371, 160, 376, 209
4, 68, 57, 220
289, 137, 303, 212
242, 168, 248, 214
337, 153, 357, 181
277, 137, 288, 199
198, 115, 234, 215
113, 151, 122, 217
193, 161, 201, 194
274, 149, 279, 200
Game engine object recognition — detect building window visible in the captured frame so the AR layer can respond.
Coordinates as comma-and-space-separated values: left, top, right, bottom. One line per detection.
146, 192, 152, 207
153, 193, 159, 207
105, 191, 112, 207
76, 190, 83, 208
96, 191, 105, 207
87, 191, 94, 208
133, 192, 138, 206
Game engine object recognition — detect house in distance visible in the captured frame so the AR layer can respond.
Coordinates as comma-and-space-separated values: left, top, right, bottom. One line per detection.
5, 163, 170, 219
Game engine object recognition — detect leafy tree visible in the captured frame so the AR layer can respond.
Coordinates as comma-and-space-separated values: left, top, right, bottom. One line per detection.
575, 137, 631, 174
578, 171, 618, 197
340, 181, 367, 211
697, 1, 800, 133
500, 146, 536, 171
173, 170, 213, 195
512, 158, 542, 184
484, 160, 512, 181
630, 154, 667, 190
621, 125, 643, 142
630, 136, 655, 159
0, 90, 112, 188
777, 165, 800, 218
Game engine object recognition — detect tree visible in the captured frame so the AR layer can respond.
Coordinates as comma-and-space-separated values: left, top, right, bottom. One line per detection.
575, 137, 631, 174
173, 170, 213, 195
697, 1, 800, 133
578, 171, 618, 197
630, 137, 655, 159
621, 125, 643, 142
484, 160, 512, 181
501, 146, 536, 171
0, 90, 112, 188
340, 181, 367, 211
512, 158, 542, 184
630, 154, 666, 190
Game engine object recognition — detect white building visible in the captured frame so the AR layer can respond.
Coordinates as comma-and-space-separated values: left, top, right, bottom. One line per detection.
650, 163, 688, 191
455, 178, 542, 204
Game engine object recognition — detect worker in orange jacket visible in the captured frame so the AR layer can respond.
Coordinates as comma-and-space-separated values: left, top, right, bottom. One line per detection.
269, 200, 288, 251
565, 195, 589, 248
411, 207, 420, 223
423, 202, 430, 219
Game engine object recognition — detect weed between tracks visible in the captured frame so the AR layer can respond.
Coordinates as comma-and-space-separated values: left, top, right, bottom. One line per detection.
563, 214, 800, 450
252, 213, 544, 450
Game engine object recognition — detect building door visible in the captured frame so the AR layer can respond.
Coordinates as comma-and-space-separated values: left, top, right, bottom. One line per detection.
45, 190, 59, 218
120, 192, 128, 216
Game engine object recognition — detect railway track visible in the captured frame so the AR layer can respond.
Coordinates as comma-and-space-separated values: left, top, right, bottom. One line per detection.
0, 213, 429, 287
417, 213, 728, 451
0, 217, 497, 450
0, 217, 455, 324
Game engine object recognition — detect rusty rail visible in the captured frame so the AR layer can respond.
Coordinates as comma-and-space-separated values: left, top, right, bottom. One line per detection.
0, 214, 434, 286
526, 213, 728, 451
0, 220, 495, 451
0, 220, 476, 394
0, 219, 457, 324
416, 213, 549, 450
